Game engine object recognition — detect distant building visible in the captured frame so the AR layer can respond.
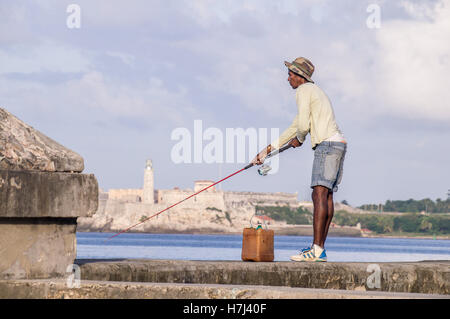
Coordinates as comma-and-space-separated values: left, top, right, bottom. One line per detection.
143, 159, 154, 204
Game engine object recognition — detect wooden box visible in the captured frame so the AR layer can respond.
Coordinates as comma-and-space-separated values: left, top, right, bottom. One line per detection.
241, 228, 274, 262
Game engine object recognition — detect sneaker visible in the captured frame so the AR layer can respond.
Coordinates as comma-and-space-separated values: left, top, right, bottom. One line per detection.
290, 244, 327, 262
289, 245, 311, 261
301, 245, 312, 253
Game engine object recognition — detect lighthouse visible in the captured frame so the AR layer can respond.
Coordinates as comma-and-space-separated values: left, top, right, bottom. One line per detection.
143, 159, 154, 204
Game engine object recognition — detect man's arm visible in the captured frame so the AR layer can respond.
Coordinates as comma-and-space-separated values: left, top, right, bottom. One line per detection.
251, 137, 302, 165
294, 86, 311, 144
251, 86, 311, 165
269, 113, 299, 152
269, 86, 312, 151
251, 112, 299, 165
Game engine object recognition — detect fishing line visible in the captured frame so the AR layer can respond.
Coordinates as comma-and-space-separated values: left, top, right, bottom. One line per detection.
107, 144, 293, 241
107, 165, 251, 240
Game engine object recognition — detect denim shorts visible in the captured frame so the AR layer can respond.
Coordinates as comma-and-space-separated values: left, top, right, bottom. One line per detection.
311, 141, 347, 192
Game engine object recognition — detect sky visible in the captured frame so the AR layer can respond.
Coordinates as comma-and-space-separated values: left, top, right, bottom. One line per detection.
0, 0, 449, 207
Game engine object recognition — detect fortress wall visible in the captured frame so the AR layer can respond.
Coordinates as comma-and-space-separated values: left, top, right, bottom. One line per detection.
157, 189, 195, 207
190, 191, 226, 209
157, 189, 226, 210
194, 181, 215, 193
108, 189, 143, 201
224, 191, 299, 206
109, 187, 299, 208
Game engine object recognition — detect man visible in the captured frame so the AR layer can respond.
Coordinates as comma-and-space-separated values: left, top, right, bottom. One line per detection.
251, 57, 347, 262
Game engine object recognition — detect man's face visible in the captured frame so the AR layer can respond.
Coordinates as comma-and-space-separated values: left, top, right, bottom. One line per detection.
287, 70, 304, 89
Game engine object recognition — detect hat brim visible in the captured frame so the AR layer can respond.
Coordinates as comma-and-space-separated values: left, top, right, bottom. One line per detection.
285, 61, 314, 83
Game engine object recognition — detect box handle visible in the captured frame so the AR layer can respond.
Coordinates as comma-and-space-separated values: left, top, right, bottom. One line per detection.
249, 213, 268, 230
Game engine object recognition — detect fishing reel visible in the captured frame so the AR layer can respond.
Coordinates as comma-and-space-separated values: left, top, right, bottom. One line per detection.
252, 143, 294, 177
257, 163, 272, 176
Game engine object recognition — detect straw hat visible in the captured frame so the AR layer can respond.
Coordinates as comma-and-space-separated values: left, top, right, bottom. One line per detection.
284, 57, 315, 83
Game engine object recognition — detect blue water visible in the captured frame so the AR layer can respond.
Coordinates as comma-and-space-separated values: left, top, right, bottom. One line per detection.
76, 232, 450, 262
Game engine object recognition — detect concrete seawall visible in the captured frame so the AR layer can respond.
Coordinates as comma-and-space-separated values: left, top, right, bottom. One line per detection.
0, 108, 99, 280
75, 259, 449, 295
1, 279, 447, 299
1, 259, 448, 299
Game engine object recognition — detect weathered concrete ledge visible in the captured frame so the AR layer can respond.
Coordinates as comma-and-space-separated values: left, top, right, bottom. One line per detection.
0, 107, 98, 282
0, 107, 84, 172
0, 279, 447, 299
76, 259, 450, 295
0, 170, 98, 218
0, 170, 98, 280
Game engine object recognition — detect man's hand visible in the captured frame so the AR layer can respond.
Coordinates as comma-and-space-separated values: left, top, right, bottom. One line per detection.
288, 137, 302, 148
251, 139, 300, 166
251, 145, 272, 165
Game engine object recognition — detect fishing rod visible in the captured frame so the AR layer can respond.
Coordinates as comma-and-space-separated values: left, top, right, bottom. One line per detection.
107, 143, 293, 240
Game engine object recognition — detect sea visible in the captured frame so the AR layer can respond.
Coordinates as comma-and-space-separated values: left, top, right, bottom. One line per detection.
76, 232, 450, 262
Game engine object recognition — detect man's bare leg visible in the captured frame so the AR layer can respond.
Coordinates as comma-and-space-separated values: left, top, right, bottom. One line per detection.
321, 191, 334, 248
312, 186, 330, 247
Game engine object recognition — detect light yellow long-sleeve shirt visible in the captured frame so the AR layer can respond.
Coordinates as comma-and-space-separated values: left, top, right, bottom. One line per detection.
271, 82, 345, 150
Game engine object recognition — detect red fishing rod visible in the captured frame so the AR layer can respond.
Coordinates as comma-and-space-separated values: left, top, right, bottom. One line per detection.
107, 144, 293, 240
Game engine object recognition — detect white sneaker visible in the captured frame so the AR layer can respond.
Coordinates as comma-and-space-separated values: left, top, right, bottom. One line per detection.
290, 244, 327, 262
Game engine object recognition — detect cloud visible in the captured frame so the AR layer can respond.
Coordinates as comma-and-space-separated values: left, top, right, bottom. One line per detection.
176, 0, 450, 124
173, 2, 372, 120
399, 0, 442, 20
374, 0, 450, 121
0, 41, 93, 74
3, 1, 448, 123
0, 2, 32, 45
0, 71, 195, 126
105, 51, 136, 67
62, 72, 194, 123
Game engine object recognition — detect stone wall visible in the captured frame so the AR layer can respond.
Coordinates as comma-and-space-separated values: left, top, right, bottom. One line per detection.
107, 183, 298, 212
74, 260, 450, 295
108, 189, 143, 201
0, 107, 98, 279
224, 191, 299, 206
157, 189, 226, 209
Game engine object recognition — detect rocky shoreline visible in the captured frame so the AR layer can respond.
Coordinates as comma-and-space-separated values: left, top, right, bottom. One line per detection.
362, 233, 450, 240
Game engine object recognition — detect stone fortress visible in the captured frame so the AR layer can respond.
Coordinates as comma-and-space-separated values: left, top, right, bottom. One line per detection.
78, 159, 301, 234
